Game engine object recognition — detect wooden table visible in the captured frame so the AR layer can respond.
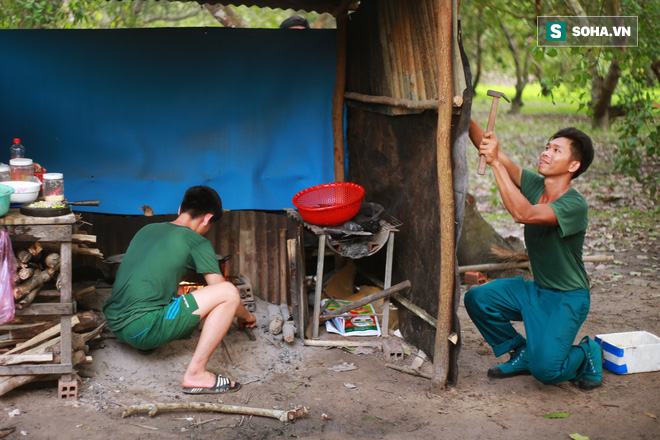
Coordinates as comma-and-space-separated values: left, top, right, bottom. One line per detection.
285, 209, 399, 342
0, 209, 76, 383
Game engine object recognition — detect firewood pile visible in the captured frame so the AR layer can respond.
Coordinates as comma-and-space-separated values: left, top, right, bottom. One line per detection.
11, 235, 103, 309
0, 233, 106, 396
0, 311, 105, 396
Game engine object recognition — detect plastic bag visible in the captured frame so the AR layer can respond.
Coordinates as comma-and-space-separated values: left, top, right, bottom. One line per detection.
0, 230, 17, 325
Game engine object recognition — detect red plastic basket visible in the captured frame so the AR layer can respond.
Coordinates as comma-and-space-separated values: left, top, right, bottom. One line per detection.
292, 182, 365, 226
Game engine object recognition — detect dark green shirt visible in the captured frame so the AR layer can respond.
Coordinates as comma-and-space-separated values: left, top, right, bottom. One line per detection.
521, 169, 590, 292
102, 223, 221, 332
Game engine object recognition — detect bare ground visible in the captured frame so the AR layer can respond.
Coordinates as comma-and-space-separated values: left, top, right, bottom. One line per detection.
2, 111, 659, 439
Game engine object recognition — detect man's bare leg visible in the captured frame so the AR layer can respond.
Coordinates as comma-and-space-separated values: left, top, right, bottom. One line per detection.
182, 282, 241, 389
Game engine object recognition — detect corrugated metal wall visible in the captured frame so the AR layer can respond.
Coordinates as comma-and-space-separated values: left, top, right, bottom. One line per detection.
80, 210, 298, 305
347, 0, 439, 107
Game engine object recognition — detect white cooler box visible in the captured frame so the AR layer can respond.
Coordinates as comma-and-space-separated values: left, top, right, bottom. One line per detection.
595, 331, 660, 374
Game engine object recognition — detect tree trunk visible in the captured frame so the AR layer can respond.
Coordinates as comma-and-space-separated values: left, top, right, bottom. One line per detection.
652, 58, 660, 84
567, 0, 624, 130
500, 21, 529, 114
204, 4, 250, 28
591, 60, 622, 130
457, 193, 524, 266
471, 9, 484, 97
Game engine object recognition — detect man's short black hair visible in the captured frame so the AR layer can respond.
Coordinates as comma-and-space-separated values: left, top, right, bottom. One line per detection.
180, 186, 223, 223
549, 127, 594, 180
280, 16, 310, 29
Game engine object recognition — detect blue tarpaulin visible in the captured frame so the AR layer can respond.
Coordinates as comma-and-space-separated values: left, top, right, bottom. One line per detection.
0, 28, 336, 214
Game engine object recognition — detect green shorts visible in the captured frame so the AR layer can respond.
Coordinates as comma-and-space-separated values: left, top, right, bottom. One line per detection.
114, 293, 201, 350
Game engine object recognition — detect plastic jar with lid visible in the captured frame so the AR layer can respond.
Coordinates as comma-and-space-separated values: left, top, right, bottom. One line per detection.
43, 173, 65, 201
10, 158, 34, 181
0, 163, 10, 181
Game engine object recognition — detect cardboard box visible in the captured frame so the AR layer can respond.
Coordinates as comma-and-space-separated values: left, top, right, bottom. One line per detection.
595, 331, 660, 374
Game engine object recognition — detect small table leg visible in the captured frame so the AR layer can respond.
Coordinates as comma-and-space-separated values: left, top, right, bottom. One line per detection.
381, 232, 395, 335
312, 234, 327, 339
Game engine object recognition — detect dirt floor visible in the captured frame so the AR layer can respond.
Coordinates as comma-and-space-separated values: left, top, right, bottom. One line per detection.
1, 242, 659, 440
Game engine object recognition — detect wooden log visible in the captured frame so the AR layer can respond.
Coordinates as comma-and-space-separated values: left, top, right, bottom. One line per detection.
319, 280, 411, 321
268, 303, 283, 335
17, 267, 35, 281
432, 0, 456, 393
282, 321, 295, 344
72, 311, 99, 333
16, 249, 32, 264
44, 253, 60, 268
28, 242, 43, 258
13, 269, 46, 301
122, 402, 309, 423
17, 286, 42, 309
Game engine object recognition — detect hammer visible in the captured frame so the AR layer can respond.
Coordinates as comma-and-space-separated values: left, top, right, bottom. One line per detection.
477, 90, 511, 175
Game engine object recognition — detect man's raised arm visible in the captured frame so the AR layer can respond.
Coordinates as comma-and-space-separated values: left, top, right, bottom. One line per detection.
469, 118, 523, 188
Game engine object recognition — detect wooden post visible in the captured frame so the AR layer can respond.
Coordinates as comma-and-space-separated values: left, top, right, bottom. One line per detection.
432, 0, 455, 393
332, 11, 348, 182
311, 234, 327, 339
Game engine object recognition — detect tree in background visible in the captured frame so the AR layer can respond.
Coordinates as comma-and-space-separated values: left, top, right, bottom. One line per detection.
462, 0, 658, 200
0, 1, 335, 29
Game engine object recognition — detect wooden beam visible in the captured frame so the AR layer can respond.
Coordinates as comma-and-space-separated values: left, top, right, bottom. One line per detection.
332, 10, 348, 182
345, 92, 440, 110
458, 255, 615, 274
432, 0, 455, 393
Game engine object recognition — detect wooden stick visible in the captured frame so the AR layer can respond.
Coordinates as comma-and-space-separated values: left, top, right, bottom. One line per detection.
302, 339, 381, 348
458, 255, 614, 274
72, 234, 97, 244
332, 11, 348, 182
6, 316, 80, 355
122, 402, 309, 423
319, 280, 411, 320
0, 353, 53, 366
432, 0, 456, 393
345, 92, 439, 110
385, 363, 432, 380
392, 293, 437, 328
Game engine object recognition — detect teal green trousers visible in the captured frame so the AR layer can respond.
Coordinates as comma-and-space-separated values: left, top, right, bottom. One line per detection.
464, 276, 591, 384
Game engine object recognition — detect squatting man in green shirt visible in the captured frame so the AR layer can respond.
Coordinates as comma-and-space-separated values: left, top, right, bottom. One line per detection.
103, 186, 256, 394
464, 119, 602, 390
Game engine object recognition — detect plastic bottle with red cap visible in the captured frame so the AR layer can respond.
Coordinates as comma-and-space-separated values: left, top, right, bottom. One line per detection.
10, 138, 24, 159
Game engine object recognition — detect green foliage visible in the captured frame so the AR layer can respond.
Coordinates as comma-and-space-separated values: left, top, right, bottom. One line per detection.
0, 1, 335, 29
515, 0, 660, 202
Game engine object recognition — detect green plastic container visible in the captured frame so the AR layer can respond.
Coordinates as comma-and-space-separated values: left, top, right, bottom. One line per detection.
0, 184, 15, 217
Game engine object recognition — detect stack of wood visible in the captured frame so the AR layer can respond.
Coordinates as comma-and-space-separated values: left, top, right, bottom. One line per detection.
0, 310, 105, 396
12, 235, 103, 309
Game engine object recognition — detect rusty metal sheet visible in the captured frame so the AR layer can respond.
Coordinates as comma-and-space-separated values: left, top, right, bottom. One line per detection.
347, 0, 440, 107
81, 211, 295, 305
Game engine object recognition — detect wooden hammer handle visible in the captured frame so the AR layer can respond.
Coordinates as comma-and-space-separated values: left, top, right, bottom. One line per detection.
477, 98, 501, 175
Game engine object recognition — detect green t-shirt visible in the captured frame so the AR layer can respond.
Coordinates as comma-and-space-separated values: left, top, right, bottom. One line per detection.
103, 222, 221, 332
521, 169, 590, 292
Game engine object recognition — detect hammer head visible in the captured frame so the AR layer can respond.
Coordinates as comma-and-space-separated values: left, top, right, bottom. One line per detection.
487, 89, 511, 103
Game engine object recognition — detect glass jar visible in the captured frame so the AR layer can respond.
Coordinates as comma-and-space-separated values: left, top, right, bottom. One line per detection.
9, 158, 34, 181
43, 173, 65, 201
0, 164, 10, 181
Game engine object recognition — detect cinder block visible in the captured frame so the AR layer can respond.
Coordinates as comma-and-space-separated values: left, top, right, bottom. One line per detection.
58, 378, 78, 400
